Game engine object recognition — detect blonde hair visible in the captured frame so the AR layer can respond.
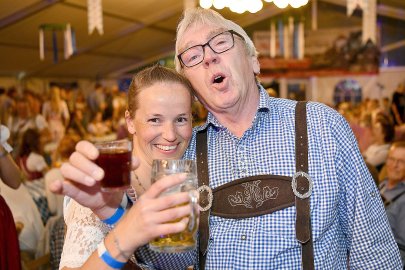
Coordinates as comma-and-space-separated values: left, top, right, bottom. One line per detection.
175, 7, 258, 73
50, 86, 62, 114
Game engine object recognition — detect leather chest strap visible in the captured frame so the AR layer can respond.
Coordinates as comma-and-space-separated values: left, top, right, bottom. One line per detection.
196, 129, 209, 270
295, 101, 314, 270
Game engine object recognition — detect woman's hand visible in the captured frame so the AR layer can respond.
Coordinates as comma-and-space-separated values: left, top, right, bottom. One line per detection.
114, 173, 193, 253
48, 140, 140, 218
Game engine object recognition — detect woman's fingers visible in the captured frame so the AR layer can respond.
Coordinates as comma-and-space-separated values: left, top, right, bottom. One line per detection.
75, 140, 99, 160
48, 178, 82, 198
134, 192, 193, 226
154, 217, 189, 236
60, 160, 98, 186
152, 202, 192, 225
143, 173, 187, 199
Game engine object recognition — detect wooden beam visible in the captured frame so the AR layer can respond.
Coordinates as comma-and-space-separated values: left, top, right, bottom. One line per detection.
381, 39, 405, 53
320, 0, 405, 21
0, 0, 62, 30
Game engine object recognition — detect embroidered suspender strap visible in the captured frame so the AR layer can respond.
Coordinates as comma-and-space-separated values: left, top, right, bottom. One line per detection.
196, 128, 209, 270
294, 101, 314, 270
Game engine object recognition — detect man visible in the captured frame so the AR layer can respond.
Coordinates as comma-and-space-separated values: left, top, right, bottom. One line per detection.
55, 8, 402, 270
380, 141, 405, 265
165, 7, 400, 269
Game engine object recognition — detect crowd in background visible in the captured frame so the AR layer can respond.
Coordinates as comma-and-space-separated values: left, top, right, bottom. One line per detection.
0, 80, 404, 268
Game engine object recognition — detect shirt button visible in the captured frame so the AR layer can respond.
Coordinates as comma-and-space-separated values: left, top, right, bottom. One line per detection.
241, 235, 247, 240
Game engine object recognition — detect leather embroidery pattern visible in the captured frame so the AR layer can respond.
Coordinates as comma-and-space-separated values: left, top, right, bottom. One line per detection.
228, 180, 279, 208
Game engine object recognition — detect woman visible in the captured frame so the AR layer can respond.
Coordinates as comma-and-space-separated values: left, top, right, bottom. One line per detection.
42, 86, 70, 145
50, 65, 195, 269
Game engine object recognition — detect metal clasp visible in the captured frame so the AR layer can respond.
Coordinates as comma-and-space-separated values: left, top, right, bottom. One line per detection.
197, 184, 213, 211
291, 171, 313, 199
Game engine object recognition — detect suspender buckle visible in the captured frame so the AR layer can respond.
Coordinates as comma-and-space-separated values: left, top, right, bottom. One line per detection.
197, 185, 213, 211
292, 171, 313, 199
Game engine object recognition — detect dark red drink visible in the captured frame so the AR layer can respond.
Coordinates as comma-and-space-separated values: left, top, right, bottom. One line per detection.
96, 149, 131, 192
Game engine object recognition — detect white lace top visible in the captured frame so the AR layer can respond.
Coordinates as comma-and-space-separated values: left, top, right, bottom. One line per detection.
59, 197, 111, 269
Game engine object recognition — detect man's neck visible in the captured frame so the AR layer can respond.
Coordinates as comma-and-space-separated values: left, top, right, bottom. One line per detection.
211, 90, 260, 138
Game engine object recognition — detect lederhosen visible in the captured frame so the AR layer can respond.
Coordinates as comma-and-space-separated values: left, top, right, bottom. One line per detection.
196, 101, 314, 270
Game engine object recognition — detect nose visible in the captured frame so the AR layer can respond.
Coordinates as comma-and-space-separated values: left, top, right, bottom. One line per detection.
162, 123, 176, 142
203, 45, 219, 67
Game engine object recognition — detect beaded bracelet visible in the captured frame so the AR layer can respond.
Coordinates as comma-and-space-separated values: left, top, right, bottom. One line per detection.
97, 238, 126, 269
101, 195, 128, 226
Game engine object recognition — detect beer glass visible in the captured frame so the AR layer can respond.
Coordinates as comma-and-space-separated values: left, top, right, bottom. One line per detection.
149, 159, 199, 253
94, 139, 132, 192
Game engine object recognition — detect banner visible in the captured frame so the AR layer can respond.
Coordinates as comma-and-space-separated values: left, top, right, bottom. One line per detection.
88, 0, 104, 35
38, 24, 76, 62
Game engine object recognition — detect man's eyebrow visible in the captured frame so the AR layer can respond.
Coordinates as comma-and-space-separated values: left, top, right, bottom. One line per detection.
179, 28, 226, 53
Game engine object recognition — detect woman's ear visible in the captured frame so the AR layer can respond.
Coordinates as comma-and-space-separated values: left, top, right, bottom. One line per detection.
125, 110, 136, 135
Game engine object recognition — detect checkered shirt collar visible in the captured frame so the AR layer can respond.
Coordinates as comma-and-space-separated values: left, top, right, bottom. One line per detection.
194, 84, 270, 132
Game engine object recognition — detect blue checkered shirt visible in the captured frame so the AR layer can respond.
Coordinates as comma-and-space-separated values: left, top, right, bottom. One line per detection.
136, 86, 402, 269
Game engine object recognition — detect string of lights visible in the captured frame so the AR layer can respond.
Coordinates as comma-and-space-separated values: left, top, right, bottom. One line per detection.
199, 0, 310, 13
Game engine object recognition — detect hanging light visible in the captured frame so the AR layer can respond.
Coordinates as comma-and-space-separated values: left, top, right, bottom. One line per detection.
229, 0, 247, 14
213, 0, 228, 9
247, 0, 264, 13
273, 0, 289, 9
200, 0, 309, 13
290, 0, 309, 8
200, 0, 213, 9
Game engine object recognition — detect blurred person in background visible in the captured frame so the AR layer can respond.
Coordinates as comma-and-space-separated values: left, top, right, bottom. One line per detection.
391, 83, 405, 126
42, 86, 70, 145
363, 113, 395, 171
0, 125, 22, 270
379, 141, 405, 266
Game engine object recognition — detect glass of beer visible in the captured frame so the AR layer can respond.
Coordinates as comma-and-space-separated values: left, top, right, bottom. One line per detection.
149, 159, 199, 253
94, 139, 132, 192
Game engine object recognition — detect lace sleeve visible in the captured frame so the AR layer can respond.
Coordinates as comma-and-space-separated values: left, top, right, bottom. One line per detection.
59, 198, 111, 269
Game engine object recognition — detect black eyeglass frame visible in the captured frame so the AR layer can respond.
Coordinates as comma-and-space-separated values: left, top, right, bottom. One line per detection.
177, 30, 245, 68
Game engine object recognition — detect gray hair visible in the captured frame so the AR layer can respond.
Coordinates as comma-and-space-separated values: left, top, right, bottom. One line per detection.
175, 7, 258, 72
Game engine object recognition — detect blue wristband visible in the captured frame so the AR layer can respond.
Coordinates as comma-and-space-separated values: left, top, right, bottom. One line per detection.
101, 195, 128, 226
97, 239, 126, 269
102, 206, 125, 226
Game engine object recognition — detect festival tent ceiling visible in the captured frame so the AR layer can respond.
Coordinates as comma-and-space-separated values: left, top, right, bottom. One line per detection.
0, 0, 404, 80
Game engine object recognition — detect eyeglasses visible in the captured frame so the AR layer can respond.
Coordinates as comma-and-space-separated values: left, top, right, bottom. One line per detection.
178, 30, 245, 68
387, 156, 405, 166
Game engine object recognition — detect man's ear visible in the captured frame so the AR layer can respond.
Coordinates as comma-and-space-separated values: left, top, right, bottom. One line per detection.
125, 110, 136, 135
252, 56, 260, 75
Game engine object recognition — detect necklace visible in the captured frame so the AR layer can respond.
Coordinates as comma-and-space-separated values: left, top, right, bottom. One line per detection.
134, 173, 147, 192
127, 173, 147, 202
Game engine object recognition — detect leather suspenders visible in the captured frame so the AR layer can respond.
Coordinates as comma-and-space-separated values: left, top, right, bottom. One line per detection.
196, 101, 314, 269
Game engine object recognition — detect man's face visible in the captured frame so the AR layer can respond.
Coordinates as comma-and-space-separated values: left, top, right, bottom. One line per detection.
178, 24, 260, 115
386, 146, 405, 184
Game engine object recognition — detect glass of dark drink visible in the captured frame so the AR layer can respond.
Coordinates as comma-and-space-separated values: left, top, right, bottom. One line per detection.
94, 139, 132, 192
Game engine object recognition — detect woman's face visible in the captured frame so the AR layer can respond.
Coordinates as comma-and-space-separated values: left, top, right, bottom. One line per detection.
126, 81, 193, 166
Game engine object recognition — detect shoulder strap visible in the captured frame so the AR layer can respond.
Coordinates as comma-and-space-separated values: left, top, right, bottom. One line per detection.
196, 128, 209, 270
295, 101, 314, 270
